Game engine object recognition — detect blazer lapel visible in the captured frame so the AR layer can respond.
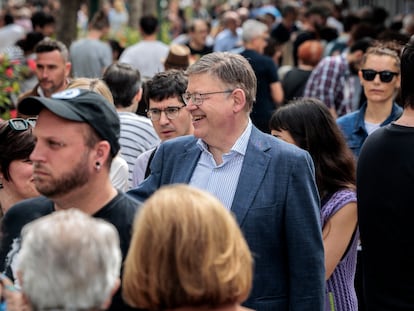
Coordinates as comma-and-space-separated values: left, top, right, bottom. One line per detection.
231, 128, 271, 226
172, 140, 202, 183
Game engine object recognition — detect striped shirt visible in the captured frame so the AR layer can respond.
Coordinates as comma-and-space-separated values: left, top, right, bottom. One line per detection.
189, 121, 252, 209
118, 112, 160, 188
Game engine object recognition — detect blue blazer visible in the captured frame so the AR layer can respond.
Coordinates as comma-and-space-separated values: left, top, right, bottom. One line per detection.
128, 127, 325, 311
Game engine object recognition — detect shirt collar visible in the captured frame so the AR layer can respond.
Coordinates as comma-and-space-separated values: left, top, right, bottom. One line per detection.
196, 119, 252, 156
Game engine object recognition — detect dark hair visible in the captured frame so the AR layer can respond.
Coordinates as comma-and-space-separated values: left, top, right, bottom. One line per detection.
108, 39, 124, 60
342, 14, 361, 33
16, 31, 45, 53
400, 35, 414, 108
305, 4, 330, 19
102, 62, 141, 108
143, 70, 187, 109
139, 15, 158, 35
281, 3, 298, 18
89, 10, 109, 31
31, 11, 55, 29
4, 12, 14, 25
269, 98, 356, 198
0, 121, 35, 182
349, 36, 373, 53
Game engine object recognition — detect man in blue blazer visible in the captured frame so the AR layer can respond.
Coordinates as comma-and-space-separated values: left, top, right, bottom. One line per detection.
128, 52, 325, 311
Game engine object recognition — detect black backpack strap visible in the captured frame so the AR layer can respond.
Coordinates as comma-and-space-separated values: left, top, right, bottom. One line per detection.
144, 148, 157, 179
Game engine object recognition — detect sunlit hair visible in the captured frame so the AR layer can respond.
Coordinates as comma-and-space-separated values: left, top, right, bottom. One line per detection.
67, 78, 114, 105
361, 40, 403, 69
18, 209, 121, 310
123, 184, 253, 310
269, 98, 356, 199
186, 52, 257, 112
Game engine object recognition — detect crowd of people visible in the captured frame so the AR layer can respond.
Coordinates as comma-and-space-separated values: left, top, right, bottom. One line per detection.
0, 0, 413, 310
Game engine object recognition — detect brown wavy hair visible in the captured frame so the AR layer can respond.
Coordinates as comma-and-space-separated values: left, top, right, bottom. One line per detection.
123, 184, 253, 310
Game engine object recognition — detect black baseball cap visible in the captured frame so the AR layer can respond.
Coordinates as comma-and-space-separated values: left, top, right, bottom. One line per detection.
18, 88, 120, 156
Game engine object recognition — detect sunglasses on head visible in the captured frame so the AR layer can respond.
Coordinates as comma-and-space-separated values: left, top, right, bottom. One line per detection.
8, 118, 37, 131
361, 69, 399, 83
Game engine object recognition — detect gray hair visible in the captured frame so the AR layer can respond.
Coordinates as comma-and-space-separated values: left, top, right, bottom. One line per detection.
18, 209, 121, 310
186, 52, 257, 111
34, 38, 70, 62
242, 19, 268, 43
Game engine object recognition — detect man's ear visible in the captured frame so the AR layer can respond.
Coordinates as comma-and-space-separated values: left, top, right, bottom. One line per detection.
352, 50, 364, 63
94, 141, 111, 166
232, 88, 247, 113
131, 88, 143, 112
134, 88, 143, 103
65, 62, 72, 78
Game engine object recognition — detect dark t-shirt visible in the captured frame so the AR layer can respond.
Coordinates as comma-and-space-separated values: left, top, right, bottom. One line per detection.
282, 68, 312, 103
240, 49, 279, 133
185, 42, 213, 60
0, 192, 140, 311
270, 22, 298, 44
357, 123, 414, 310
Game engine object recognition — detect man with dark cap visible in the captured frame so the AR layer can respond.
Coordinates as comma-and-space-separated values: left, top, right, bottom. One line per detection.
0, 89, 139, 311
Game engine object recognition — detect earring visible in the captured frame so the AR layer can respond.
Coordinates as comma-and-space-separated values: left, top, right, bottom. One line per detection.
95, 161, 101, 171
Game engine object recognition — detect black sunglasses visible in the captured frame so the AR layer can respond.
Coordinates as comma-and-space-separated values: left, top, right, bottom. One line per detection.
361, 69, 399, 83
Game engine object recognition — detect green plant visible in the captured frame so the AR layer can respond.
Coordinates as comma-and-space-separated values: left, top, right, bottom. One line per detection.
0, 55, 30, 120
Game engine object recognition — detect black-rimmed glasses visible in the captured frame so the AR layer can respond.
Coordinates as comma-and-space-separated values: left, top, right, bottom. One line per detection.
361, 69, 399, 83
146, 105, 186, 121
8, 118, 37, 131
181, 90, 234, 106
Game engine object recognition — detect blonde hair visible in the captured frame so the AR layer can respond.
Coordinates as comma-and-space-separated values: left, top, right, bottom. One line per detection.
123, 184, 253, 310
67, 78, 114, 105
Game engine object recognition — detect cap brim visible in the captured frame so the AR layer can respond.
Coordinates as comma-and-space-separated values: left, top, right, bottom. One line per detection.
18, 96, 84, 121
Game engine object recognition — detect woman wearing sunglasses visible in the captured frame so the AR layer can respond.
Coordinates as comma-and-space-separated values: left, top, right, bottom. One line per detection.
0, 118, 39, 217
337, 41, 403, 158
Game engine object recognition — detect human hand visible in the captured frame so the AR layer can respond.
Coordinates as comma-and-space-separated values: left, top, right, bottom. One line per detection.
0, 274, 30, 311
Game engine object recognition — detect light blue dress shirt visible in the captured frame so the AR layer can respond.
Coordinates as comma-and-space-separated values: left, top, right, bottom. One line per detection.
189, 121, 252, 209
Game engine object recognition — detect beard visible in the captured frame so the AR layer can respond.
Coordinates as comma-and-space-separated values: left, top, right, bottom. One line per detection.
35, 152, 91, 197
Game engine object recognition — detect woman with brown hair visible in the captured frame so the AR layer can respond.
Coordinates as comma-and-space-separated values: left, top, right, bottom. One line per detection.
0, 118, 38, 216
123, 184, 253, 311
270, 98, 358, 311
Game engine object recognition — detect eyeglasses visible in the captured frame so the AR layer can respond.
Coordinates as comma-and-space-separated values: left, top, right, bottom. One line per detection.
146, 105, 186, 121
8, 118, 37, 131
361, 69, 399, 83
181, 90, 234, 106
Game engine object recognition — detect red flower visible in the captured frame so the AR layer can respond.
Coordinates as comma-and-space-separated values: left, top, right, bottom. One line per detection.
5, 67, 13, 78
27, 59, 36, 71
